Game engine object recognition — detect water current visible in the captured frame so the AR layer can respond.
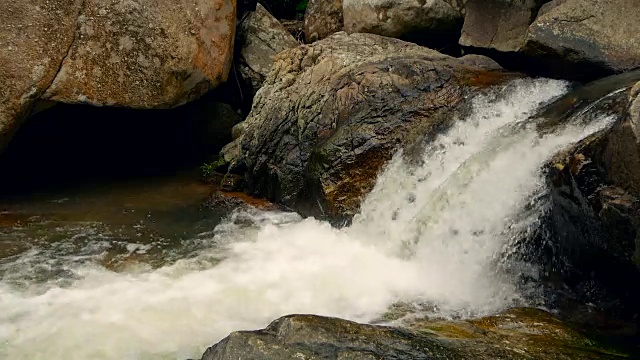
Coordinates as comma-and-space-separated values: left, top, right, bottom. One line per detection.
0, 79, 617, 359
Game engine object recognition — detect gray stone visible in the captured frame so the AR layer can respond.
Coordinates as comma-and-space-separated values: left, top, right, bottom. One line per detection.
523, 0, 640, 79
221, 32, 514, 217
460, 0, 549, 52
237, 4, 299, 95
343, 0, 465, 44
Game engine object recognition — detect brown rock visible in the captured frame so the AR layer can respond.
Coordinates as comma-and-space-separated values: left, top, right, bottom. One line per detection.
42, 0, 236, 109
0, 0, 83, 152
237, 4, 299, 95
304, 0, 343, 43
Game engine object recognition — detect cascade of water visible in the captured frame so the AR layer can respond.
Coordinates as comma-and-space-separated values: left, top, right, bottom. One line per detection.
0, 79, 617, 359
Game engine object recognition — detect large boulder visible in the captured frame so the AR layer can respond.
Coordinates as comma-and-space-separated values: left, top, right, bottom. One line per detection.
342, 0, 465, 48
0, 0, 83, 153
304, 0, 343, 43
237, 4, 299, 95
200, 310, 629, 359
522, 0, 640, 80
460, 0, 548, 52
41, 0, 236, 108
220, 32, 514, 218
534, 75, 640, 320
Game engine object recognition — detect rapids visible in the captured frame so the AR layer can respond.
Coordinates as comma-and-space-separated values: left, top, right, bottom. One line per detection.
0, 78, 618, 359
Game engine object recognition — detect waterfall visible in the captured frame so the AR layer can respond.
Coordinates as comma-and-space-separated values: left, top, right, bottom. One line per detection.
0, 78, 617, 359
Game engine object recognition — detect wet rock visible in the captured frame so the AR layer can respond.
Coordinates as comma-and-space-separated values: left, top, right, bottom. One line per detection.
460, 0, 549, 52
522, 0, 640, 80
220, 32, 516, 218
205, 190, 279, 211
220, 173, 244, 192
343, 0, 465, 48
538, 80, 640, 321
200, 309, 628, 359
41, 0, 236, 109
604, 82, 640, 196
0, 0, 83, 153
237, 4, 299, 95
304, 0, 343, 43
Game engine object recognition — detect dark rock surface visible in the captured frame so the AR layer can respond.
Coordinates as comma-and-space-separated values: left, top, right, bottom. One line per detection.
531, 78, 640, 323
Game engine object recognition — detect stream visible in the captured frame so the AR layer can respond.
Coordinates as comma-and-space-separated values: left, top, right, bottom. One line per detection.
0, 78, 626, 359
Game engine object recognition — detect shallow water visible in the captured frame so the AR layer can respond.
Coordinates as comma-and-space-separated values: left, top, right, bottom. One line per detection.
0, 79, 618, 359
0, 175, 222, 278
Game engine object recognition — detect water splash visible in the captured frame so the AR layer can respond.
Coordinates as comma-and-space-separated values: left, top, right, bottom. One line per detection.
0, 79, 616, 359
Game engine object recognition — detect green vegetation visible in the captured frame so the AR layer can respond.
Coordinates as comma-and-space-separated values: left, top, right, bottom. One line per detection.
200, 156, 227, 177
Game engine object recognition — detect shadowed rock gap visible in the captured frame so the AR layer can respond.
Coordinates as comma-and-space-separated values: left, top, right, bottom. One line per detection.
0, 93, 242, 196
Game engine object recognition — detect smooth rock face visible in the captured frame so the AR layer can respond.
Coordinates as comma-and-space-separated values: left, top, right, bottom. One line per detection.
221, 32, 513, 217
201, 310, 627, 359
304, 0, 343, 43
343, 0, 465, 46
237, 4, 299, 95
42, 0, 236, 109
0, 0, 83, 152
460, 0, 548, 52
523, 0, 640, 79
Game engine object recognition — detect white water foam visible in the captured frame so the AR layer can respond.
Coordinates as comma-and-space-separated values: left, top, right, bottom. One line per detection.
0, 79, 615, 359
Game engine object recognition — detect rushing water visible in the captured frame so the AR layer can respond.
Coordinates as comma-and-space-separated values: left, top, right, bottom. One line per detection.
0, 79, 618, 359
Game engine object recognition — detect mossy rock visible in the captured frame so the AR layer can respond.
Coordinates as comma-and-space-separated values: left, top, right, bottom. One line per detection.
201, 309, 633, 359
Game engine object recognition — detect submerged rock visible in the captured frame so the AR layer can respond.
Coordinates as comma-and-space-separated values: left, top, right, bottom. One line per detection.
342, 0, 465, 48
237, 4, 300, 95
220, 32, 516, 218
200, 309, 629, 359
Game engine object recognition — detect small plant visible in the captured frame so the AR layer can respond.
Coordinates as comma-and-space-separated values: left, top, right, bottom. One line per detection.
200, 156, 228, 177
200, 163, 215, 177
